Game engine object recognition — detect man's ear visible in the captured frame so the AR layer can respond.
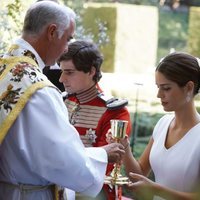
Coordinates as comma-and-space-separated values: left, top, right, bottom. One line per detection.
90, 66, 96, 76
47, 24, 57, 41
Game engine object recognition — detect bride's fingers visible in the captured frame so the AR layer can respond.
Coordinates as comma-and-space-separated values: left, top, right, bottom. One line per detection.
129, 172, 143, 179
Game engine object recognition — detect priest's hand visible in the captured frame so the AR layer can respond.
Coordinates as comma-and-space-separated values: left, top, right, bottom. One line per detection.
102, 143, 125, 163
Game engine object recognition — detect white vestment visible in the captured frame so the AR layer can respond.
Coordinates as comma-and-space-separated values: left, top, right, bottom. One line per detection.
0, 38, 108, 200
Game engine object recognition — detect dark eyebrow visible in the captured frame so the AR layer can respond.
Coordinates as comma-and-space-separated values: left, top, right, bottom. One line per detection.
157, 83, 172, 87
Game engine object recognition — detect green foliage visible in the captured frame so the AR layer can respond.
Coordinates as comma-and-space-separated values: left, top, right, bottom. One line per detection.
187, 7, 200, 57
135, 112, 164, 137
0, 0, 110, 55
63, 1, 111, 53
6, 0, 23, 34
82, 5, 117, 72
133, 138, 148, 158
196, 106, 200, 113
0, 9, 11, 53
157, 9, 188, 62
0, 0, 24, 54
129, 111, 164, 158
86, 0, 157, 6
67, 2, 111, 49
191, 0, 200, 6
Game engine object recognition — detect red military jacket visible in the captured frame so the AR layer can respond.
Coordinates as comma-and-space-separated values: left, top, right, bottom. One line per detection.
64, 84, 131, 199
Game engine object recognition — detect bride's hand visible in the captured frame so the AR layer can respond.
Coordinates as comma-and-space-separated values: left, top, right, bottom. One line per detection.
106, 129, 130, 151
106, 129, 114, 144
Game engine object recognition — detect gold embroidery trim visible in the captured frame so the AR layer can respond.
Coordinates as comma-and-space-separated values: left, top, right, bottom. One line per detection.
0, 81, 53, 144
0, 56, 38, 81
55, 185, 59, 200
0, 56, 60, 199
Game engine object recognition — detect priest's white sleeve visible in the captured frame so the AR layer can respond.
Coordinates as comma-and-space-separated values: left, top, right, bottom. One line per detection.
1, 86, 108, 197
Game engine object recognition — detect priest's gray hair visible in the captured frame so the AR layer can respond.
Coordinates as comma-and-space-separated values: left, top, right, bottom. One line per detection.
23, 1, 76, 38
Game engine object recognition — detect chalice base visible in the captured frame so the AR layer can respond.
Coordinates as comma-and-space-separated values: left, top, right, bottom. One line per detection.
104, 175, 130, 185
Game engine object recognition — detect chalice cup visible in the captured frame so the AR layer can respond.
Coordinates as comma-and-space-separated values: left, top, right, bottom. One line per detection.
104, 119, 130, 186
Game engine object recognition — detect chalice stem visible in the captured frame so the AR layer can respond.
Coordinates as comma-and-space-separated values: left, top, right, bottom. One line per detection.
115, 185, 122, 200
113, 163, 121, 180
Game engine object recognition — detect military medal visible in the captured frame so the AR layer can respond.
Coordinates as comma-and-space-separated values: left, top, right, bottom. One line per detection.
85, 128, 97, 144
69, 103, 80, 125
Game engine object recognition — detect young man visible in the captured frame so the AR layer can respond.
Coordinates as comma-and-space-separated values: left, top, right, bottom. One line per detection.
59, 40, 132, 199
0, 2, 125, 200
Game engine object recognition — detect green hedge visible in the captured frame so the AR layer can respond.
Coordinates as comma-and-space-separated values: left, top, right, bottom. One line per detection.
188, 7, 200, 57
82, 5, 116, 72
131, 111, 164, 137
157, 9, 188, 62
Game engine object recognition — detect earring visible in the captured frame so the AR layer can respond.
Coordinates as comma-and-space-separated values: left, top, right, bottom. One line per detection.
186, 93, 191, 103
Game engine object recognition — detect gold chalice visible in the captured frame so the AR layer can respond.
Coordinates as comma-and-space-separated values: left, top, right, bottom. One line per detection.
104, 119, 130, 186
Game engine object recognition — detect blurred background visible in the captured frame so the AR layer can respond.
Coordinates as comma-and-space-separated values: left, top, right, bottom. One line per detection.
1, 0, 200, 198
